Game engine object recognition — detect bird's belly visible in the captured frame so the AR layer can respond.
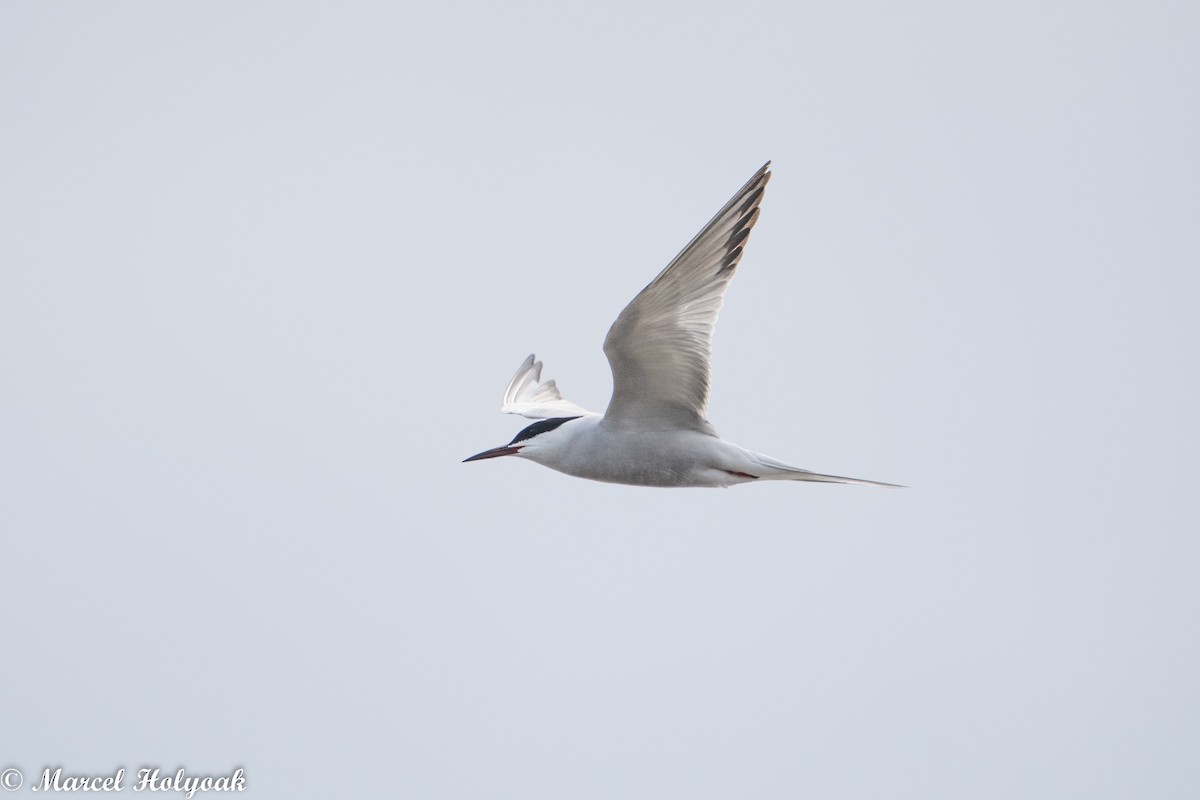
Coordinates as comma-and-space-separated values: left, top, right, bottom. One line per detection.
554, 429, 738, 488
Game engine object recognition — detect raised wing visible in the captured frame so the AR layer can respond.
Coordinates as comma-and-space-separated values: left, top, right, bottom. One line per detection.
603, 162, 771, 431
500, 354, 593, 419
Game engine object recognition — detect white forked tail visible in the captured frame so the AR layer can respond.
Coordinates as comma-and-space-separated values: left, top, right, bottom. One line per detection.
748, 453, 904, 488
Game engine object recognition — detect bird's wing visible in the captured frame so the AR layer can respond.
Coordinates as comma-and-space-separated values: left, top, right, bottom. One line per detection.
602, 162, 771, 431
500, 354, 594, 419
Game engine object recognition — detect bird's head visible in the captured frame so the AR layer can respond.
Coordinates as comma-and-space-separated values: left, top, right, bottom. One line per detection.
463, 416, 583, 464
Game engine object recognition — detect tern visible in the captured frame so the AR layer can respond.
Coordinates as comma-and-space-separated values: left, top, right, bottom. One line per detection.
465, 162, 898, 488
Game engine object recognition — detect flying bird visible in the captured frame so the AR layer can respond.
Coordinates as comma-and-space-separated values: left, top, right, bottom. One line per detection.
465, 162, 898, 488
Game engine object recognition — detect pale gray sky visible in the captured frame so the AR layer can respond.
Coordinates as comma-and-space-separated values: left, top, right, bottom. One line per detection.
2, 2, 1198, 798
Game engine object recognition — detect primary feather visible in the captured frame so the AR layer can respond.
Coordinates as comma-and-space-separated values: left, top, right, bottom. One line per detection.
603, 161, 771, 432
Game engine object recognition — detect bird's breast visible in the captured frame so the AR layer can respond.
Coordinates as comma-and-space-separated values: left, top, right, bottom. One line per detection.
548, 423, 741, 488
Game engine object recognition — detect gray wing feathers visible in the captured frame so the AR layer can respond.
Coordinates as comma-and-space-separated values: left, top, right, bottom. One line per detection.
603, 162, 772, 430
